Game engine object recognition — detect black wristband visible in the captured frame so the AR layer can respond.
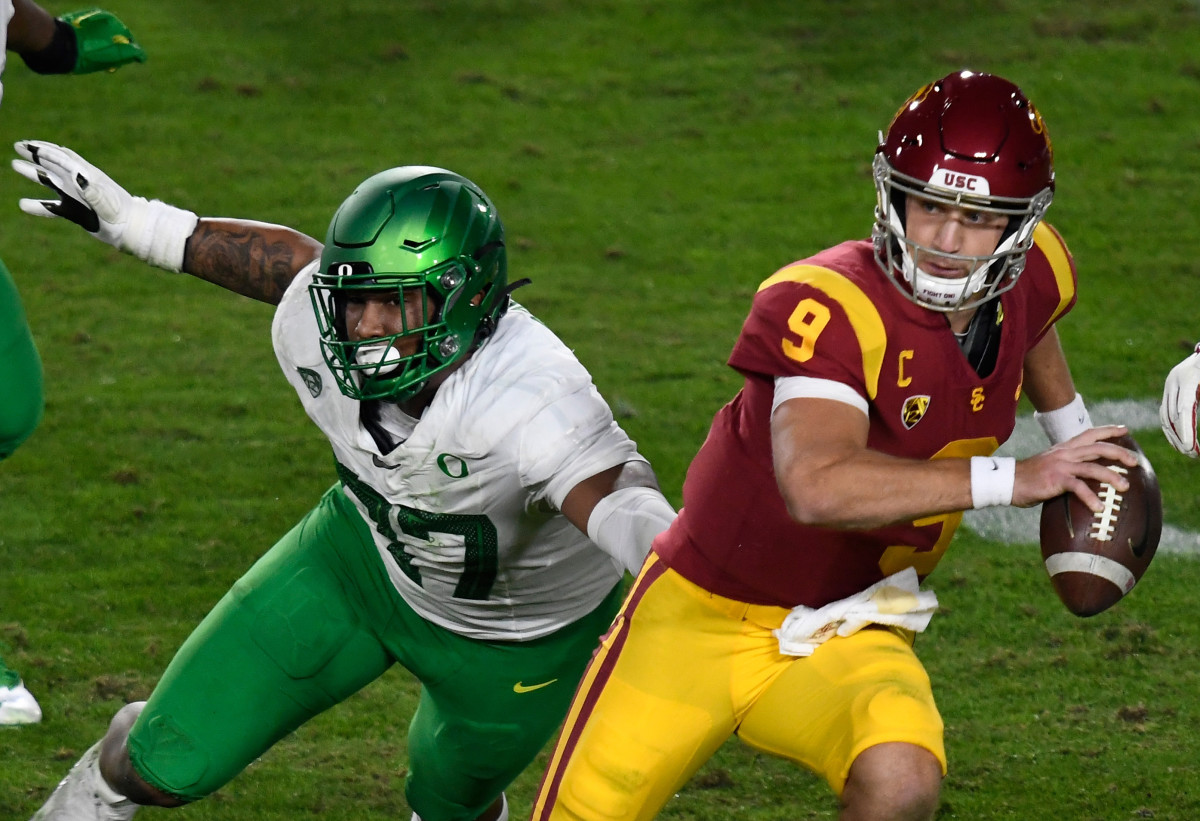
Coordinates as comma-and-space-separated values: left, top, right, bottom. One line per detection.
18, 18, 79, 75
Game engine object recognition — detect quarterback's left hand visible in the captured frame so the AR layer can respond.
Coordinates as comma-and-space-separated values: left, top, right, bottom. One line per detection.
1161, 342, 1200, 457
61, 8, 147, 74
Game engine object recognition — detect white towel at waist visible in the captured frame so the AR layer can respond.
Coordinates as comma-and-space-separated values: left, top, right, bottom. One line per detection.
773, 567, 939, 657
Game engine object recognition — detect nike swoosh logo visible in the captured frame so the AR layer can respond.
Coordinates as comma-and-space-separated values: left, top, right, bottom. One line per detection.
513, 679, 558, 694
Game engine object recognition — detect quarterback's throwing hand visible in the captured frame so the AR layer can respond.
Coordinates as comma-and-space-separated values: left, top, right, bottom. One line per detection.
1161, 343, 1200, 457
1012, 425, 1137, 513
12, 139, 134, 248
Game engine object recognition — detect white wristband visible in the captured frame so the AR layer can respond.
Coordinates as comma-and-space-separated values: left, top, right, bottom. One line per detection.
1033, 392, 1092, 445
122, 197, 200, 273
970, 456, 1016, 508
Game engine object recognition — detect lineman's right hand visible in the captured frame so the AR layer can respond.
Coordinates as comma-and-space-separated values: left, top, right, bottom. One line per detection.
12, 139, 139, 250
1011, 425, 1137, 513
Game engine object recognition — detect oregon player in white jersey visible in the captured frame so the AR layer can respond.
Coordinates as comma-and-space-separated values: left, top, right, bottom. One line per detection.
14, 142, 676, 821
0, 0, 144, 727
279, 272, 645, 640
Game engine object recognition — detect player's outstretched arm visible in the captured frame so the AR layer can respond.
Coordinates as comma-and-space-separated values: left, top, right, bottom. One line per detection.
12, 140, 322, 305
182, 219, 322, 305
12, 2, 147, 75
1160, 343, 1200, 457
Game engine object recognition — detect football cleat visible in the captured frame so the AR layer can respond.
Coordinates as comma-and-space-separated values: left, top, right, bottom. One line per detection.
0, 680, 42, 725
30, 742, 137, 821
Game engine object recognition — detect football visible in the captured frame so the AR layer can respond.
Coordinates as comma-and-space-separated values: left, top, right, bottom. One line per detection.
1038, 433, 1162, 617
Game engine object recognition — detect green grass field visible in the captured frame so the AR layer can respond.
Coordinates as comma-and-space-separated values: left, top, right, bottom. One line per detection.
4, 0, 1200, 818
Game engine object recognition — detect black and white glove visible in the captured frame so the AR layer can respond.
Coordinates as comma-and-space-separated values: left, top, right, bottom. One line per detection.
12, 139, 197, 272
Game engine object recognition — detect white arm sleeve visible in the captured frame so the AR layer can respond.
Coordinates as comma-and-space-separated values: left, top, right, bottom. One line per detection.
586, 485, 677, 576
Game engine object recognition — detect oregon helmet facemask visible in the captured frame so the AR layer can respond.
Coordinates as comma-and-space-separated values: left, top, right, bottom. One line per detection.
309, 166, 508, 403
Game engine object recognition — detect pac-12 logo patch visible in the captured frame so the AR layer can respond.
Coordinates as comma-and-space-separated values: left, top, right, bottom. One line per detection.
901, 395, 930, 429
297, 367, 323, 398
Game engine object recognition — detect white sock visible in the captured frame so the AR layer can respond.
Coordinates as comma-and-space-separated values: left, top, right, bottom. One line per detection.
89, 757, 134, 808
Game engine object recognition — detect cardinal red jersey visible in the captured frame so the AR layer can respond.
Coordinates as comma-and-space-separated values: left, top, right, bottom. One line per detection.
656, 224, 1077, 608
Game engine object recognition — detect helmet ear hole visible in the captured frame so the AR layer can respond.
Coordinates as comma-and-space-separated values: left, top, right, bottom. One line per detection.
889, 191, 907, 231
996, 217, 1020, 249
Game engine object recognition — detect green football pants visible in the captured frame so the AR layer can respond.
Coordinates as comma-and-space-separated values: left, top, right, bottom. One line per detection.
0, 256, 44, 461
128, 484, 622, 821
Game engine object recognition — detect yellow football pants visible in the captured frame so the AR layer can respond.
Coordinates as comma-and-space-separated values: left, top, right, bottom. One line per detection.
532, 555, 947, 821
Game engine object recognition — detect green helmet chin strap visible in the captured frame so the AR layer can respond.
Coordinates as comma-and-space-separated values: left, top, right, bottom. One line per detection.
309, 166, 512, 403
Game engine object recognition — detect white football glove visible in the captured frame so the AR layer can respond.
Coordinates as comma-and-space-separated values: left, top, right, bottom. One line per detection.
1160, 342, 1200, 457
12, 139, 198, 272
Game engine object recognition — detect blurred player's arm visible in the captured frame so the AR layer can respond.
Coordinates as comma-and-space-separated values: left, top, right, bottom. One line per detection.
12, 2, 146, 74
12, 140, 321, 305
6, 0, 56, 55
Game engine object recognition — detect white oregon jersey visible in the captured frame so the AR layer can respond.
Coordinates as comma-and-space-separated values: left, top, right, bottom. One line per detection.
272, 262, 642, 641
0, 0, 14, 108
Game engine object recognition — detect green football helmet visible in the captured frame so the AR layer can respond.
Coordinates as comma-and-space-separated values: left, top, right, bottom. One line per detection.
309, 166, 508, 403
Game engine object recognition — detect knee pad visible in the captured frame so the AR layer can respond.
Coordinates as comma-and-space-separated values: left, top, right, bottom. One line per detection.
127, 710, 212, 801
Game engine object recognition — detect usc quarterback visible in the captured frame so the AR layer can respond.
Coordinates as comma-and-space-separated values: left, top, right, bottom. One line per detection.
532, 71, 1137, 821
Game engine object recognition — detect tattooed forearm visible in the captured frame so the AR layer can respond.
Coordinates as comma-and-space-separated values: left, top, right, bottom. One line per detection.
182, 219, 323, 305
